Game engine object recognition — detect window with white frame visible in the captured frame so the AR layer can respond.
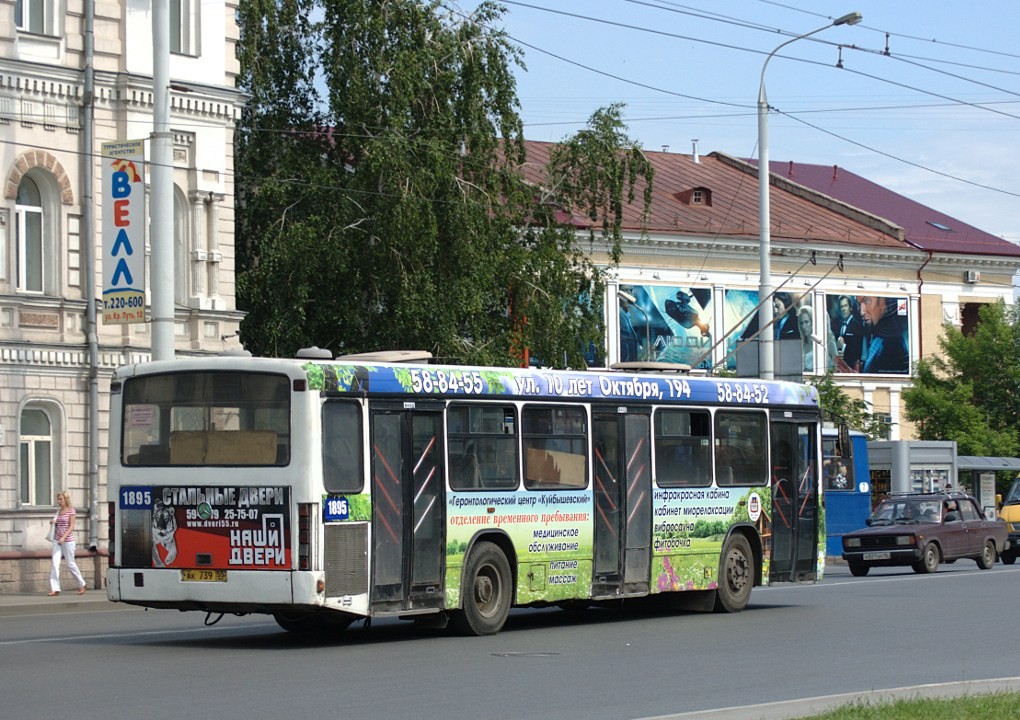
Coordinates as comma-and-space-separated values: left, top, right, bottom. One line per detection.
19, 406, 54, 506
14, 0, 54, 35
15, 176, 44, 293
170, 0, 200, 55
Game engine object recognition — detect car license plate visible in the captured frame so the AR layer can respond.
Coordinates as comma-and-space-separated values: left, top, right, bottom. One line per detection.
862, 552, 890, 561
181, 569, 227, 582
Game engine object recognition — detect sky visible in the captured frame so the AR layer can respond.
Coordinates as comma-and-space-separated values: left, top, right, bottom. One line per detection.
454, 0, 1020, 242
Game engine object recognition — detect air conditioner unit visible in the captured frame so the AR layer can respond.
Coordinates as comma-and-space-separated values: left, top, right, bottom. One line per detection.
964, 270, 980, 284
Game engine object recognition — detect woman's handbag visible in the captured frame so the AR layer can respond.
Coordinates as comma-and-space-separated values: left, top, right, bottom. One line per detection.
45, 511, 58, 542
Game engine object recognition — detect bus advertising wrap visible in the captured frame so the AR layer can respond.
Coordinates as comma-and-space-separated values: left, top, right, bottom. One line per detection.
118, 485, 291, 570
306, 362, 818, 408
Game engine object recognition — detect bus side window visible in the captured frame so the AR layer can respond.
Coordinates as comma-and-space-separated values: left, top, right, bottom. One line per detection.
654, 408, 711, 487
448, 404, 519, 491
714, 410, 768, 486
322, 400, 363, 493
522, 405, 588, 490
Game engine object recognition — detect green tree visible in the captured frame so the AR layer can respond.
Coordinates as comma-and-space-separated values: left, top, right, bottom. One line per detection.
903, 300, 1020, 458
808, 371, 884, 439
234, 1, 653, 366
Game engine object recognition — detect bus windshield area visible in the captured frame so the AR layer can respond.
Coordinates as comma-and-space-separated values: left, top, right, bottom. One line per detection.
120, 371, 291, 466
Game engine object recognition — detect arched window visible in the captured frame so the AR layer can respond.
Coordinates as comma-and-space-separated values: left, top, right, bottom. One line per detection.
19, 406, 55, 506
174, 186, 190, 304
15, 176, 44, 293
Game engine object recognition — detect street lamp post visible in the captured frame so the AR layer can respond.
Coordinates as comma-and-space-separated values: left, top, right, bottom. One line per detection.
757, 11, 861, 380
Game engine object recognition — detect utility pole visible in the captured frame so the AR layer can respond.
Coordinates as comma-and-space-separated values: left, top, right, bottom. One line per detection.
150, 1, 175, 360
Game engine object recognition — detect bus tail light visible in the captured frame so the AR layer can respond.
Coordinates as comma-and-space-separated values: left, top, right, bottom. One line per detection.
298, 503, 312, 570
107, 502, 117, 568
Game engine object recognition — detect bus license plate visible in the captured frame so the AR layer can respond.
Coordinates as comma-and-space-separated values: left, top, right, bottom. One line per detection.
862, 552, 890, 561
181, 569, 227, 582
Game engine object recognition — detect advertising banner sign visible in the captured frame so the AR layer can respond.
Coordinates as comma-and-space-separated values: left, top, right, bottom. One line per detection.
102, 140, 146, 324
121, 485, 292, 570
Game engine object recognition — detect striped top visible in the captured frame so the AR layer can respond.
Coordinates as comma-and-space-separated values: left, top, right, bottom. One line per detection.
55, 508, 76, 543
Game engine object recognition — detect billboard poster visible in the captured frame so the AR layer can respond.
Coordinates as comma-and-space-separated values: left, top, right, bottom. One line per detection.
723, 288, 772, 372
618, 285, 713, 369
824, 294, 910, 375
118, 485, 291, 570
101, 139, 146, 324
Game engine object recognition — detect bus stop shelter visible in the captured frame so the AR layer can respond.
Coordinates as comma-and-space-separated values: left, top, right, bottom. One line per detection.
956, 455, 1020, 518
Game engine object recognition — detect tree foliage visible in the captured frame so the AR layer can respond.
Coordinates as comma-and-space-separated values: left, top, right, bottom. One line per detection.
903, 300, 1020, 457
234, 1, 653, 366
808, 371, 885, 439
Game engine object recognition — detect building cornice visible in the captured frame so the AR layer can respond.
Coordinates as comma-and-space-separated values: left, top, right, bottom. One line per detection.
0, 60, 246, 130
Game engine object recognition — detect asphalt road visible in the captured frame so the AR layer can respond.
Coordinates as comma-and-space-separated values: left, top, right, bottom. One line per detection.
2, 562, 1019, 720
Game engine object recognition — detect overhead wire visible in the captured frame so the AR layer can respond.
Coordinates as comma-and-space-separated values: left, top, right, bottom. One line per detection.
461, 0, 1020, 214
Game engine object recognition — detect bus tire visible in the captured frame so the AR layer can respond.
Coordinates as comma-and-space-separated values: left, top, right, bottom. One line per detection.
451, 542, 512, 636
273, 611, 351, 636
714, 534, 753, 613
1002, 550, 1017, 565
273, 611, 319, 634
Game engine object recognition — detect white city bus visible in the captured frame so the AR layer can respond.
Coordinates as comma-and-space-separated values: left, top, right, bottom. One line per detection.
106, 351, 823, 635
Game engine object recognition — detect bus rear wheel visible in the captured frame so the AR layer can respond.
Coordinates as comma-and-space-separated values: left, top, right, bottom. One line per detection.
714, 534, 753, 613
273, 611, 351, 636
451, 542, 512, 636
274, 611, 320, 634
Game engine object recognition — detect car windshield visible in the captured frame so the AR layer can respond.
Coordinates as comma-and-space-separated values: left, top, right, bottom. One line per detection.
871, 498, 942, 524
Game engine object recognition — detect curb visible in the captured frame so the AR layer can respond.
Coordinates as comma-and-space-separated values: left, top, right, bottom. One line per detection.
0, 592, 133, 617
639, 677, 1020, 720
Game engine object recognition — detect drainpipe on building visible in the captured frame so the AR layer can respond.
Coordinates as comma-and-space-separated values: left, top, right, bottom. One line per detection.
82, 0, 100, 553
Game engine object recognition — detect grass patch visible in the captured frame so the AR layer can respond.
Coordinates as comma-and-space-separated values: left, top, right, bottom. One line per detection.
803, 691, 1020, 719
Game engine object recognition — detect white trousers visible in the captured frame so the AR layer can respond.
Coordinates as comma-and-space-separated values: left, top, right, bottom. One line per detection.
50, 540, 86, 592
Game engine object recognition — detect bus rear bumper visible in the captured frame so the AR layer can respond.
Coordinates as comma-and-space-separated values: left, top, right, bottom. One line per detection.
107, 568, 313, 612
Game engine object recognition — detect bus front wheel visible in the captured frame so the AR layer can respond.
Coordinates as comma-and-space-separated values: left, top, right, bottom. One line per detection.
714, 534, 754, 613
452, 542, 512, 636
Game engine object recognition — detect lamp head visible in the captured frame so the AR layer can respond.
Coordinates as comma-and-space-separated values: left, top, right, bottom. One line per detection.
833, 11, 862, 26
617, 290, 637, 304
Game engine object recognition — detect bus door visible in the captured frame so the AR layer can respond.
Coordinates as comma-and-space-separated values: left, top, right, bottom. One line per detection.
769, 416, 819, 582
369, 402, 445, 613
592, 408, 652, 597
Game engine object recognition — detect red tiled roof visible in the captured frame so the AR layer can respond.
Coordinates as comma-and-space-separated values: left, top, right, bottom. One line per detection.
759, 159, 1020, 258
521, 141, 905, 250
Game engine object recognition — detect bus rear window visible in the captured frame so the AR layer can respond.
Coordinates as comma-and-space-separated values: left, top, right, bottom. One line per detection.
121, 371, 290, 466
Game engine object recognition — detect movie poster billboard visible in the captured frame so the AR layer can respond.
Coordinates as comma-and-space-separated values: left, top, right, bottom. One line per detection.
723, 288, 761, 372
824, 293, 910, 375
118, 485, 291, 570
617, 285, 713, 369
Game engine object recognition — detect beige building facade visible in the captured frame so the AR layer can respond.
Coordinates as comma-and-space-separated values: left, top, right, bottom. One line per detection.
0, 0, 244, 592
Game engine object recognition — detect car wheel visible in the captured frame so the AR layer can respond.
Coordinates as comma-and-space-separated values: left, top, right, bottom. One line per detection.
450, 541, 512, 636
714, 534, 754, 613
1002, 551, 1017, 565
848, 562, 869, 577
913, 542, 940, 574
977, 540, 997, 570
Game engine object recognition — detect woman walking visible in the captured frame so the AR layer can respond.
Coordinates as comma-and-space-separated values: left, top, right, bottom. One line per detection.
48, 491, 87, 596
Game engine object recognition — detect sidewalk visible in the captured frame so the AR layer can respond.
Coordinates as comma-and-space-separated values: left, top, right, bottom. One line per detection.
0, 586, 129, 617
